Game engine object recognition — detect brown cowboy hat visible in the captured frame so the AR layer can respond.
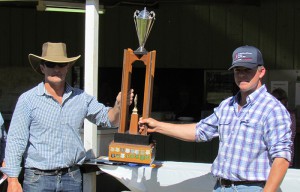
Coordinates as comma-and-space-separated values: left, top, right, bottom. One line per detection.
29, 42, 81, 74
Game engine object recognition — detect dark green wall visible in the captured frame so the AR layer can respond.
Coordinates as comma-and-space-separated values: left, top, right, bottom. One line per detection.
1, 0, 300, 69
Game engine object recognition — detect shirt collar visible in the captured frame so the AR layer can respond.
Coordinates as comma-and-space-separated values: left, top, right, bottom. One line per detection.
36, 82, 74, 96
230, 85, 267, 105
37, 82, 45, 96
247, 85, 267, 104
64, 83, 74, 97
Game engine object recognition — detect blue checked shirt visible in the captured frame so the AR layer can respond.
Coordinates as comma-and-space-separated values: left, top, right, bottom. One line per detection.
1, 82, 112, 177
196, 85, 292, 181
0, 112, 7, 163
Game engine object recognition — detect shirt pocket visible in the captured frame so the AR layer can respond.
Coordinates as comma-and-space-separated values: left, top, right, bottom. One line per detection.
62, 107, 86, 131
30, 106, 56, 130
218, 118, 232, 142
239, 120, 264, 150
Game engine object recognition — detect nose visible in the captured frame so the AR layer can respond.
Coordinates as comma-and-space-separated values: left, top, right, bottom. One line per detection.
237, 71, 246, 77
53, 65, 61, 72
234, 69, 249, 77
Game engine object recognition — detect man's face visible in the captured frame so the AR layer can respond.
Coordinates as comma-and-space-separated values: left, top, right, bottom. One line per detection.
40, 61, 70, 85
233, 66, 265, 94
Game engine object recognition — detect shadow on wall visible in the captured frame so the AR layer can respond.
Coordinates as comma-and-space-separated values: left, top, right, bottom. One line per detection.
0, 67, 41, 113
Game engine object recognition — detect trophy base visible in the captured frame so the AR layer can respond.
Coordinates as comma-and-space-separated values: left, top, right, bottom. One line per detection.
108, 141, 156, 164
113, 133, 152, 145
134, 47, 148, 55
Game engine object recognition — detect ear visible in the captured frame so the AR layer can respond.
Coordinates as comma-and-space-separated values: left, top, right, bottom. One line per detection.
40, 64, 45, 74
258, 66, 266, 78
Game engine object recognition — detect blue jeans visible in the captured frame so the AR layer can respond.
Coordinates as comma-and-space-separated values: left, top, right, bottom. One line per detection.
213, 181, 265, 192
23, 168, 82, 192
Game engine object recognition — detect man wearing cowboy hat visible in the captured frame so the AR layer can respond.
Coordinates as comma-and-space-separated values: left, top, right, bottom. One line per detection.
1, 42, 134, 191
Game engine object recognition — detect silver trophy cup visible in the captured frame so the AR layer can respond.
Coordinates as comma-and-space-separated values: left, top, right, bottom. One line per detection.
134, 7, 155, 55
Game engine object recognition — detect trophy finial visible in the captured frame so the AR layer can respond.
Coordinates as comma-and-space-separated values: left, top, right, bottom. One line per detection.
133, 7, 155, 55
132, 94, 138, 114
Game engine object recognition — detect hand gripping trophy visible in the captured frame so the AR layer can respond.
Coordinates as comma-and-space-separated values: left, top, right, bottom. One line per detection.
108, 7, 156, 164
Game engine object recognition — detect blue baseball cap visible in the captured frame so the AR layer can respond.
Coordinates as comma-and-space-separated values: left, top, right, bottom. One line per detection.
228, 45, 264, 70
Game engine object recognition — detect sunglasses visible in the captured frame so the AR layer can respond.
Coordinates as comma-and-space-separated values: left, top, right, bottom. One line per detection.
43, 61, 69, 68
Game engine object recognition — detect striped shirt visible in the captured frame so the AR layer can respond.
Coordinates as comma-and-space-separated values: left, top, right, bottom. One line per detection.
1, 82, 112, 177
195, 85, 292, 181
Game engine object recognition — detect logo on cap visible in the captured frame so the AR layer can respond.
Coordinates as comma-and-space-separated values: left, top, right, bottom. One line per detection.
234, 52, 253, 63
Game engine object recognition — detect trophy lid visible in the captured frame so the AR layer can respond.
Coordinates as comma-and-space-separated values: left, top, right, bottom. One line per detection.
137, 7, 151, 19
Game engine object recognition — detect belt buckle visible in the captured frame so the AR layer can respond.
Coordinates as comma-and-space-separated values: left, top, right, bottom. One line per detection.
219, 178, 232, 187
56, 167, 70, 175
55, 169, 61, 175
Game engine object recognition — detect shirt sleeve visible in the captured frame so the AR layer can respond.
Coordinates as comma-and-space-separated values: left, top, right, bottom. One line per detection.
195, 108, 219, 142
85, 94, 112, 128
264, 105, 292, 161
0, 95, 31, 177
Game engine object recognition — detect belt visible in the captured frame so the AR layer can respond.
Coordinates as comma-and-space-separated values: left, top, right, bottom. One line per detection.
31, 165, 80, 176
218, 178, 266, 187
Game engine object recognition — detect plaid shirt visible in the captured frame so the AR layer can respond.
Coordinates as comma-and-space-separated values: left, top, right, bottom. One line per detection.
1, 82, 111, 177
0, 113, 7, 163
196, 85, 292, 181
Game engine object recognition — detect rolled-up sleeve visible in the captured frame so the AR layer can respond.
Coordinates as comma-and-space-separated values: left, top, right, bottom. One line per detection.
0, 95, 30, 177
195, 111, 219, 142
264, 105, 292, 162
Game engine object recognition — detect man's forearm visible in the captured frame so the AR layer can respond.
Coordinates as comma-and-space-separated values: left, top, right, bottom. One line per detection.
263, 157, 289, 192
108, 101, 121, 127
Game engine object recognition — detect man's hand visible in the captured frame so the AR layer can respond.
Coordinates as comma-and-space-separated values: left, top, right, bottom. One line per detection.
115, 89, 134, 109
109, 89, 134, 126
139, 117, 158, 134
7, 177, 22, 192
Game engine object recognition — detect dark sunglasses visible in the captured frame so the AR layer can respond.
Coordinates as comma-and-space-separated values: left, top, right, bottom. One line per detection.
43, 61, 69, 68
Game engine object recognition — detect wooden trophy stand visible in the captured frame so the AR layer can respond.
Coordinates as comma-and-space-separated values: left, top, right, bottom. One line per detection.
108, 48, 156, 164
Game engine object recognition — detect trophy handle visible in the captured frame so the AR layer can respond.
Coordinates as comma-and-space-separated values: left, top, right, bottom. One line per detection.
134, 10, 140, 18
149, 11, 155, 19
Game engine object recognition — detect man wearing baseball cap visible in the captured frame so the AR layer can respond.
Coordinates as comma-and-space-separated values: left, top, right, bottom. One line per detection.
139, 45, 292, 191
